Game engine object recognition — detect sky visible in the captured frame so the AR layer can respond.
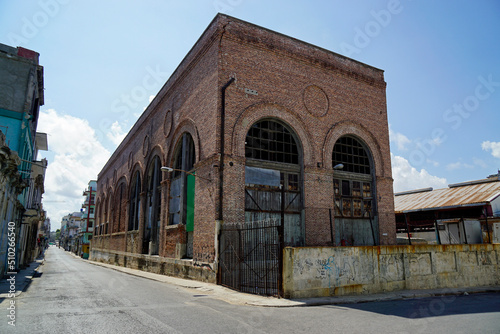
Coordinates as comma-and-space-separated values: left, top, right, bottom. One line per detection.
1, 0, 499, 231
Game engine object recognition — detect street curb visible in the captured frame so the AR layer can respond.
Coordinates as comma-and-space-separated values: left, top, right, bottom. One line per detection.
80, 256, 500, 307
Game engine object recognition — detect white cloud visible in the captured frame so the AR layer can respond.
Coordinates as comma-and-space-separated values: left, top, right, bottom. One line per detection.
389, 127, 411, 151
37, 109, 111, 229
107, 121, 128, 146
391, 154, 447, 193
482, 141, 500, 159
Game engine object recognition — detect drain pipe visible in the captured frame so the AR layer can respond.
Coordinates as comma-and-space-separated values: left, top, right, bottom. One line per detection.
218, 77, 235, 221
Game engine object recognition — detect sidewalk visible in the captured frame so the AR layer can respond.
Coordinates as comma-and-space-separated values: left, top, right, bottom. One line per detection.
84, 258, 500, 307
0, 257, 44, 299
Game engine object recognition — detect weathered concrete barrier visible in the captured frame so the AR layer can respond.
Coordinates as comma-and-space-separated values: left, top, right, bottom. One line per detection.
90, 248, 216, 283
283, 244, 500, 298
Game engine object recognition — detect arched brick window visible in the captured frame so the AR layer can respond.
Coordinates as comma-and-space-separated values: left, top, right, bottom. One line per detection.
169, 133, 195, 226
332, 136, 371, 175
332, 135, 376, 246
143, 156, 162, 255
245, 120, 299, 164
106, 195, 112, 235
169, 133, 196, 258
128, 171, 141, 231
244, 119, 304, 247
114, 181, 127, 233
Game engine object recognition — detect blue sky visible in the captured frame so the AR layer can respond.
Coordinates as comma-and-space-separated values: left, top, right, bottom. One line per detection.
1, 0, 499, 230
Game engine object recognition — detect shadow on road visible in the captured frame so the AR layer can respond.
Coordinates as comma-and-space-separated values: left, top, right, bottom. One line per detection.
0, 258, 44, 304
327, 292, 500, 319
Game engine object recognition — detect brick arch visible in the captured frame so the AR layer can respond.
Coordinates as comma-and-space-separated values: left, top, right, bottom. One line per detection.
112, 176, 128, 233
128, 162, 144, 196
231, 102, 315, 166
105, 189, 112, 228
142, 154, 163, 191
167, 118, 200, 165
97, 194, 107, 223
95, 198, 102, 234
144, 144, 166, 169
115, 175, 129, 189
103, 186, 113, 206
323, 120, 385, 176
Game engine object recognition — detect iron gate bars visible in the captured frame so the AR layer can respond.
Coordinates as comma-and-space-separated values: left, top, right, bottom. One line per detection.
218, 218, 282, 297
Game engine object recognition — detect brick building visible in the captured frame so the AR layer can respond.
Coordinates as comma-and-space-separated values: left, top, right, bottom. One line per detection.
91, 14, 396, 283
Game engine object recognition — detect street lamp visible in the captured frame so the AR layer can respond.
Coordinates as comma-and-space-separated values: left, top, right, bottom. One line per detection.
160, 166, 212, 182
333, 164, 344, 170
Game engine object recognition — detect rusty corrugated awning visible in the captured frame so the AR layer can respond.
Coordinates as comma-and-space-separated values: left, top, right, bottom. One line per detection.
394, 179, 500, 214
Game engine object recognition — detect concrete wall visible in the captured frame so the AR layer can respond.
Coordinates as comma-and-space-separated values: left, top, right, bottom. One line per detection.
283, 244, 500, 298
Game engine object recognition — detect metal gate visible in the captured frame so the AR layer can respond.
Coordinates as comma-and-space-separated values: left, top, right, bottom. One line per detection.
218, 218, 282, 296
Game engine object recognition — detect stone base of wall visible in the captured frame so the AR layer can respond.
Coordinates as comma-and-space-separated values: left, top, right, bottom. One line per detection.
90, 248, 216, 283
283, 244, 500, 299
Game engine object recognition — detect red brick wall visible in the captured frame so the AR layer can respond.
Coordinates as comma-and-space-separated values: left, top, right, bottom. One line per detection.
218, 16, 395, 245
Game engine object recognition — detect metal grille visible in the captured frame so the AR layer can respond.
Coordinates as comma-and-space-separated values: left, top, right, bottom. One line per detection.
332, 136, 370, 174
245, 120, 299, 164
218, 218, 282, 297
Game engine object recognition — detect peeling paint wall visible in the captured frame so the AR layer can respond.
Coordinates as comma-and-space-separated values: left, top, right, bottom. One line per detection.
283, 244, 500, 298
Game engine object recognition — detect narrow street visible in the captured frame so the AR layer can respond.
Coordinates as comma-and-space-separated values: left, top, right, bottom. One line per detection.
1, 246, 499, 334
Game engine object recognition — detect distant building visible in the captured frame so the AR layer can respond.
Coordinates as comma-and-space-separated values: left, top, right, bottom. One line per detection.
79, 180, 96, 259
60, 212, 82, 252
34, 217, 50, 256
0, 43, 46, 275
394, 172, 500, 244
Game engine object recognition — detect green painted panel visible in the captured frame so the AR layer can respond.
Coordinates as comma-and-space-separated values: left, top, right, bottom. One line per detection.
186, 173, 195, 232
0, 108, 24, 120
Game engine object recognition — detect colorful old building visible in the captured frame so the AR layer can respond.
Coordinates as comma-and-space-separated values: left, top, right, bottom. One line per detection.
79, 180, 96, 259
0, 43, 47, 275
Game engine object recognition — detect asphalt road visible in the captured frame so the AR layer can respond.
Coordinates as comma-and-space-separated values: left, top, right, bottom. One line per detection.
1, 246, 499, 334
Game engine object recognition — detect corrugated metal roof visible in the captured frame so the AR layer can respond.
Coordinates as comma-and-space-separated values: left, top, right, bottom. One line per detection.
394, 179, 500, 213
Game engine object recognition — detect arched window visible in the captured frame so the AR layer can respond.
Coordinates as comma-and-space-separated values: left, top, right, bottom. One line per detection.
106, 195, 112, 235
169, 133, 196, 258
244, 119, 304, 247
332, 135, 376, 246
115, 182, 126, 233
128, 171, 141, 231
169, 133, 195, 225
245, 120, 299, 164
143, 156, 162, 255
95, 200, 100, 236
332, 136, 370, 174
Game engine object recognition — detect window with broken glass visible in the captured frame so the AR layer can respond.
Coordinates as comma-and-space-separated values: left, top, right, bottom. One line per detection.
333, 136, 373, 218
333, 179, 372, 218
244, 119, 304, 246
128, 171, 141, 231
245, 120, 299, 165
244, 119, 301, 200
144, 156, 162, 255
